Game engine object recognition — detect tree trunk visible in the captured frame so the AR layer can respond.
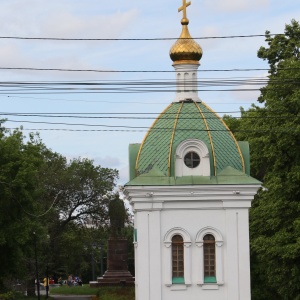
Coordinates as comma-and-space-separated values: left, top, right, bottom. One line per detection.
26, 278, 35, 297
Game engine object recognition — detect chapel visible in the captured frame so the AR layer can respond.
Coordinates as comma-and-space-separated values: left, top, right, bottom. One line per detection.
124, 2, 261, 300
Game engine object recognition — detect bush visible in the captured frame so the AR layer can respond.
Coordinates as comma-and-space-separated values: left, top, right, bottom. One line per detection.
0, 291, 16, 300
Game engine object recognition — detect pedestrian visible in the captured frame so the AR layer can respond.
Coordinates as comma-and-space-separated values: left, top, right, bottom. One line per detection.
67, 274, 73, 287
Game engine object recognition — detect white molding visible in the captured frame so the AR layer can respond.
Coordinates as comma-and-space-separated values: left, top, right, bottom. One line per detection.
163, 227, 192, 287
195, 227, 224, 286
164, 227, 192, 244
173, 64, 200, 102
125, 184, 261, 212
175, 139, 210, 177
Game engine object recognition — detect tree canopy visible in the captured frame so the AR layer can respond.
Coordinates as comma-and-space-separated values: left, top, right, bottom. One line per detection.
0, 124, 120, 292
224, 19, 300, 300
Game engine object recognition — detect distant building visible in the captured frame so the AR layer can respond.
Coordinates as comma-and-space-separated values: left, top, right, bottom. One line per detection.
124, 1, 261, 300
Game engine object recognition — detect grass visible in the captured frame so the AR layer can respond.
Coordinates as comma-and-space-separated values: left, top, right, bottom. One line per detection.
0, 292, 49, 300
50, 285, 135, 300
96, 287, 135, 300
50, 285, 99, 295
0, 286, 135, 300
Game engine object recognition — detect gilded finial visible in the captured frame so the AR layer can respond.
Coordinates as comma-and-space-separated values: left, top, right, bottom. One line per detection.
169, 0, 203, 65
178, 0, 191, 25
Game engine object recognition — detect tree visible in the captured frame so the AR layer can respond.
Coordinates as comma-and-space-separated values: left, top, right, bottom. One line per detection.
36, 154, 118, 229
38, 156, 119, 279
0, 128, 48, 292
224, 20, 300, 300
0, 124, 119, 292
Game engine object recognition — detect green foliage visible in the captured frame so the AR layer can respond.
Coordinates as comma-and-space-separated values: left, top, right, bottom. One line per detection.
257, 19, 300, 75
50, 285, 99, 295
96, 287, 135, 300
0, 291, 16, 300
0, 125, 120, 292
0, 293, 48, 300
0, 129, 47, 291
224, 20, 300, 300
50, 286, 135, 300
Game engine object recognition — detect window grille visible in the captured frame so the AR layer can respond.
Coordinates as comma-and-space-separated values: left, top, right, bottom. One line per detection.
172, 235, 184, 278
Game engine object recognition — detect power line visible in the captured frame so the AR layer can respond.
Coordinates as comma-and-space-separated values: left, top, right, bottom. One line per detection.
0, 113, 297, 120
0, 180, 63, 218
0, 95, 257, 105
1, 111, 242, 115
1, 67, 299, 73
0, 78, 287, 85
4, 117, 299, 128
0, 78, 297, 89
5, 127, 300, 134
0, 33, 282, 41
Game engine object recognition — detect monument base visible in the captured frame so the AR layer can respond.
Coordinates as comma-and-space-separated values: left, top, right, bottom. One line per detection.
90, 237, 134, 287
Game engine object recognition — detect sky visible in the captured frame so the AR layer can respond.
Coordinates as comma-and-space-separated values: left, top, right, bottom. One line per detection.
0, 0, 299, 185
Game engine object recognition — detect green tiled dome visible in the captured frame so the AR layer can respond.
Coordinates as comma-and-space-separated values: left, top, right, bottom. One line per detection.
135, 100, 245, 177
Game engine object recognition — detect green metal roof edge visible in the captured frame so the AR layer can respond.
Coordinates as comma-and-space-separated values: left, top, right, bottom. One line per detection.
238, 141, 250, 175
125, 167, 261, 186
129, 143, 140, 181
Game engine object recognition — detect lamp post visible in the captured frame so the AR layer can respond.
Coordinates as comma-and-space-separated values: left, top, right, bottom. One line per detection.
33, 232, 40, 300
85, 242, 104, 281
99, 243, 104, 277
91, 244, 96, 281
45, 263, 49, 299
93, 243, 104, 279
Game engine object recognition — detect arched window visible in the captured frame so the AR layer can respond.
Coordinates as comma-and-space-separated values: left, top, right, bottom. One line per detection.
195, 227, 224, 287
164, 227, 192, 286
203, 234, 216, 282
175, 139, 210, 177
172, 235, 184, 283
184, 72, 188, 91
177, 73, 182, 93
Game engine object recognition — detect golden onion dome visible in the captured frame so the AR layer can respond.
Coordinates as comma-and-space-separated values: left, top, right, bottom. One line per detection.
170, 2, 203, 65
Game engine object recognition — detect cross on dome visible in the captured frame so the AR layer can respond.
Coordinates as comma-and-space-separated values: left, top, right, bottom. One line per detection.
169, 0, 202, 65
178, 0, 191, 23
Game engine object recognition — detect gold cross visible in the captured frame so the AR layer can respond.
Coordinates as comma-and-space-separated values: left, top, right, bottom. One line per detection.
178, 0, 191, 19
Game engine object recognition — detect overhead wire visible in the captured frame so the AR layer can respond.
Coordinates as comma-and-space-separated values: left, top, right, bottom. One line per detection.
0, 180, 63, 218
0, 67, 299, 73
0, 76, 298, 95
0, 112, 298, 120
4, 127, 300, 133
0, 33, 282, 41
0, 94, 256, 105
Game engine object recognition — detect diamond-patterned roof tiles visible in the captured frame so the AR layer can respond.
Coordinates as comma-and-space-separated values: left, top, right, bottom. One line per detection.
136, 101, 244, 177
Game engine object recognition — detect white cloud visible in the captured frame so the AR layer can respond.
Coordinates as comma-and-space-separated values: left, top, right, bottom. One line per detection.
93, 156, 121, 168
39, 10, 138, 39
118, 165, 129, 185
0, 1, 138, 80
0, 1, 138, 37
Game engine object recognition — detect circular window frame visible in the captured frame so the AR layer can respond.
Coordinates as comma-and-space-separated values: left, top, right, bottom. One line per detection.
184, 151, 201, 168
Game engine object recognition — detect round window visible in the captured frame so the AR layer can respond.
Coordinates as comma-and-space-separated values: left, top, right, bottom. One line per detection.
184, 151, 200, 168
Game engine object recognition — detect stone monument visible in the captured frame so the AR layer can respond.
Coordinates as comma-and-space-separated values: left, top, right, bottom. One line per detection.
91, 195, 134, 287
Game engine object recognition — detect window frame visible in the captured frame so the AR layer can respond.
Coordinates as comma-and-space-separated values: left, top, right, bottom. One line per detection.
175, 139, 211, 177
203, 234, 216, 283
164, 227, 192, 287
184, 151, 201, 168
172, 235, 184, 283
195, 227, 224, 287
